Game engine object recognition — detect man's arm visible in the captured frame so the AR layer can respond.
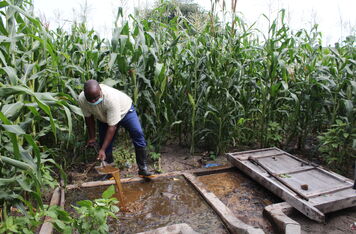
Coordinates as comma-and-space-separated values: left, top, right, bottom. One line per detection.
97, 125, 117, 161
85, 116, 96, 145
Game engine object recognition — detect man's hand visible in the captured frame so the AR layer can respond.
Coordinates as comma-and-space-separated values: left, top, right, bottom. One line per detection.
97, 149, 106, 161
86, 138, 96, 148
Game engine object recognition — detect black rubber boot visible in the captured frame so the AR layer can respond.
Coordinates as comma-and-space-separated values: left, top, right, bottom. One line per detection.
135, 147, 153, 177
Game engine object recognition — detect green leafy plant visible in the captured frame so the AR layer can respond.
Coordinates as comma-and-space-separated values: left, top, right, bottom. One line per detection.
0, 203, 73, 234
265, 121, 284, 147
318, 119, 356, 167
0, 186, 119, 234
149, 151, 161, 161
147, 144, 162, 173
71, 185, 119, 234
0, 209, 44, 234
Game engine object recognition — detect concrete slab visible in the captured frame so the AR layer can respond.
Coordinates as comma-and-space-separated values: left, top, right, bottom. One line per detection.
136, 223, 199, 234
264, 202, 301, 234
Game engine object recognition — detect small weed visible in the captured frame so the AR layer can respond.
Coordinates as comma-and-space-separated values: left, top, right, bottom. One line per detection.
147, 144, 162, 173
278, 174, 291, 178
209, 152, 217, 160
113, 147, 135, 169
150, 152, 161, 161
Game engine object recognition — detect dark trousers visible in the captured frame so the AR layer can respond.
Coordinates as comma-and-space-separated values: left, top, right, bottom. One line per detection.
98, 105, 147, 158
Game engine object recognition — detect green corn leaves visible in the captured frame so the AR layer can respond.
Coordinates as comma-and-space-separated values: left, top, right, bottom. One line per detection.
1, 103, 23, 120
0, 156, 33, 171
1, 124, 26, 135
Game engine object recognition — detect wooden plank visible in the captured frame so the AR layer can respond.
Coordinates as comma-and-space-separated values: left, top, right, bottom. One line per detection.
60, 187, 65, 208
230, 147, 276, 156
247, 148, 354, 189
233, 150, 281, 161
249, 153, 285, 159
280, 150, 353, 184
278, 169, 350, 197
227, 148, 356, 222
249, 153, 285, 160
310, 188, 354, 205
241, 152, 285, 160
277, 166, 314, 175
226, 155, 326, 223
231, 148, 280, 160
257, 155, 306, 174
273, 148, 320, 167
248, 157, 310, 201
306, 184, 353, 198
312, 189, 356, 213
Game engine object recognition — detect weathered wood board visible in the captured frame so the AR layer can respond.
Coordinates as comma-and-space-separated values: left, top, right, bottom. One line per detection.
226, 147, 356, 223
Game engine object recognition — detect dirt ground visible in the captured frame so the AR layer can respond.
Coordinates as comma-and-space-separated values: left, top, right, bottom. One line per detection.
68, 143, 229, 183
289, 207, 356, 234
67, 144, 356, 234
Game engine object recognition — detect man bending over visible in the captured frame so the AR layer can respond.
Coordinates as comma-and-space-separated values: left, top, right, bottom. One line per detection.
78, 80, 153, 178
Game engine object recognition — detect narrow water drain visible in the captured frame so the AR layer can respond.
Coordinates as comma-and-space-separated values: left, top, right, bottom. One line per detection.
197, 168, 282, 233
65, 176, 228, 234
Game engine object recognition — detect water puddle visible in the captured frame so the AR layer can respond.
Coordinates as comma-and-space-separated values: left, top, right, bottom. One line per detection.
65, 176, 227, 233
197, 169, 281, 233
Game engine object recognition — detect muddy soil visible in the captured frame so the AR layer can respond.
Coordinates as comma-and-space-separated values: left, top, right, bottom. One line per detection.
198, 169, 282, 233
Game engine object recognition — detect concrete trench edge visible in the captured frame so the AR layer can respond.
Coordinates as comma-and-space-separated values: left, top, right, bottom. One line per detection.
263, 202, 301, 234
183, 172, 264, 234
38, 187, 62, 234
